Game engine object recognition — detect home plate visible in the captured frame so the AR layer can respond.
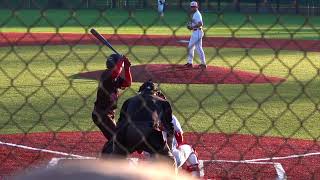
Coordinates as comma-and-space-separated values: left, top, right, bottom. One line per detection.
47, 157, 139, 168
177, 40, 189, 43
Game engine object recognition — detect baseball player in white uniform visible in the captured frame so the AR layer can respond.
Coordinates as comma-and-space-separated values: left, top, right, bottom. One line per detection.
162, 115, 201, 177
157, 0, 165, 17
156, 91, 201, 177
185, 1, 207, 69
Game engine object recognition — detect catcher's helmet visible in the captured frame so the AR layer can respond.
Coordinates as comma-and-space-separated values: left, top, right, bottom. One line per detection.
106, 54, 121, 69
138, 80, 157, 93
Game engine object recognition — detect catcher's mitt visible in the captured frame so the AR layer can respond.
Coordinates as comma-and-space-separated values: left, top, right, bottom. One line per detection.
187, 22, 193, 30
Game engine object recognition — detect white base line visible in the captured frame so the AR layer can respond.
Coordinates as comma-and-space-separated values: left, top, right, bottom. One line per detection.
2, 140, 320, 162
47, 157, 139, 168
0, 140, 92, 159
177, 40, 189, 43
274, 163, 286, 180
199, 160, 204, 178
243, 151, 320, 162
10, 140, 320, 179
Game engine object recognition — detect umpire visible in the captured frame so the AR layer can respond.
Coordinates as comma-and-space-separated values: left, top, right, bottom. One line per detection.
112, 80, 176, 166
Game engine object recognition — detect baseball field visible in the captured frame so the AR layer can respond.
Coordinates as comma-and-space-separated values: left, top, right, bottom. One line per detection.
1, 9, 320, 179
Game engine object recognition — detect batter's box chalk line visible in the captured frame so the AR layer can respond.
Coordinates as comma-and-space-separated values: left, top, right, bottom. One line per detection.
11, 139, 320, 179
200, 159, 286, 180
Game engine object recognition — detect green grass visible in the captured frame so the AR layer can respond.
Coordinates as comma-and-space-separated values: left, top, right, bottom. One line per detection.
0, 45, 319, 140
1, 9, 320, 39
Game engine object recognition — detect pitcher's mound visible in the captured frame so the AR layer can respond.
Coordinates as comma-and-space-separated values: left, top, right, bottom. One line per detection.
77, 64, 285, 84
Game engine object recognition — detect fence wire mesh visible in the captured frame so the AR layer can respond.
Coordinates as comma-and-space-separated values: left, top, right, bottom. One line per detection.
1, 0, 320, 179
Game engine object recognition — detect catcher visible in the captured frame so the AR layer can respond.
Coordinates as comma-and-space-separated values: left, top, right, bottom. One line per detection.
92, 54, 132, 154
155, 91, 201, 178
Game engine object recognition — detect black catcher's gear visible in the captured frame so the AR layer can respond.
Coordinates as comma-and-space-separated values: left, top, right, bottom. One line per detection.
138, 80, 157, 93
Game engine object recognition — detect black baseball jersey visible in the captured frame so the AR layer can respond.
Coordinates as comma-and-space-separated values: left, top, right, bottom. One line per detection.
113, 92, 175, 156
118, 92, 174, 136
94, 69, 124, 113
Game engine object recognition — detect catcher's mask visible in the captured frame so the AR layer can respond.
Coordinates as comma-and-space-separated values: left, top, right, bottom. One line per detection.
156, 91, 166, 100
138, 80, 157, 93
106, 54, 121, 69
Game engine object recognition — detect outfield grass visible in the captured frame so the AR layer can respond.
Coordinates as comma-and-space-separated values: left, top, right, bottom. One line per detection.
1, 9, 320, 39
0, 45, 319, 140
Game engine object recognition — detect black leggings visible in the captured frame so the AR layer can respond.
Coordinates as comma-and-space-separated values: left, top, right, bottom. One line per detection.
92, 111, 116, 140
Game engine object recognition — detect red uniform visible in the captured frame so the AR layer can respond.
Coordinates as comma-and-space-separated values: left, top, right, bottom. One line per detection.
92, 55, 132, 141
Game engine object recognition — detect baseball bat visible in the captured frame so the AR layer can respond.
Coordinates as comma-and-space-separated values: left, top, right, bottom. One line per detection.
90, 28, 120, 56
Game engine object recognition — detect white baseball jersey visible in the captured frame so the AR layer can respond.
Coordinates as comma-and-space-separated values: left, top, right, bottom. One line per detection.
162, 115, 199, 169
191, 10, 203, 27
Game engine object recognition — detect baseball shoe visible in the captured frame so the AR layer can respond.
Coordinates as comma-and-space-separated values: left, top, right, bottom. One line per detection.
184, 63, 193, 68
199, 64, 207, 69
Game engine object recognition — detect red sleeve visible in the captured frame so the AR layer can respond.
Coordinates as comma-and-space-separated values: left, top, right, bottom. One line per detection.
121, 67, 132, 88
175, 132, 184, 147
111, 59, 124, 79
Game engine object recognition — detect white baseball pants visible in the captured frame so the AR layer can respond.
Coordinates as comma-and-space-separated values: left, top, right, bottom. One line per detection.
187, 29, 206, 65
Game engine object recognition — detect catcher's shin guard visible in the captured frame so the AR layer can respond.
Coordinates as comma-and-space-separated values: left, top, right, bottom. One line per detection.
186, 147, 199, 165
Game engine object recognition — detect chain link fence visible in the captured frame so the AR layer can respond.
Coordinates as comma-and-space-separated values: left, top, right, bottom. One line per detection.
1, 0, 320, 179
